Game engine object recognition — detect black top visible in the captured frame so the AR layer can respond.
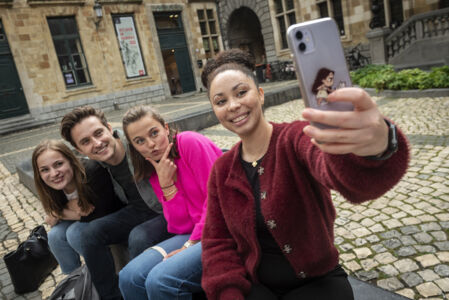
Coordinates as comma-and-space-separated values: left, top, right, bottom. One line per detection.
108, 154, 150, 211
80, 159, 124, 222
240, 155, 303, 290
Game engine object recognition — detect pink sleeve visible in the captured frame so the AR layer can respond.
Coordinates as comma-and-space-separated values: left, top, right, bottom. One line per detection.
177, 132, 222, 240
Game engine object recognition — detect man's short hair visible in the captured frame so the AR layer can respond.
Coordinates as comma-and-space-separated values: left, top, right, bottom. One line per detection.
60, 106, 108, 148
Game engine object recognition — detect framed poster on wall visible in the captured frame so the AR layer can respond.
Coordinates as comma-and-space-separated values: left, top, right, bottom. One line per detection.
113, 15, 147, 78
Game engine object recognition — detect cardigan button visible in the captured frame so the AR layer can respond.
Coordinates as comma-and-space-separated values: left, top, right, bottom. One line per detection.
282, 244, 292, 254
298, 271, 307, 279
266, 220, 277, 229
258, 166, 264, 175
260, 191, 267, 200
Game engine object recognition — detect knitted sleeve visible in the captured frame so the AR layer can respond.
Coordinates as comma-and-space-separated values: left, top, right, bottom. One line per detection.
201, 164, 250, 300
293, 121, 410, 203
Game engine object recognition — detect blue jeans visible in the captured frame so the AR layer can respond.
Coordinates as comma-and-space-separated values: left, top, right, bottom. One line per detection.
67, 205, 170, 300
119, 235, 203, 300
48, 220, 81, 274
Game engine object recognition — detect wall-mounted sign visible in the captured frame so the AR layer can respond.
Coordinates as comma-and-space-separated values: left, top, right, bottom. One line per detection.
113, 15, 147, 78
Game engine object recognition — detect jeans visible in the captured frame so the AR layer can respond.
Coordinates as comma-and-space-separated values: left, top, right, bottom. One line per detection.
119, 235, 203, 300
47, 220, 81, 274
67, 205, 170, 300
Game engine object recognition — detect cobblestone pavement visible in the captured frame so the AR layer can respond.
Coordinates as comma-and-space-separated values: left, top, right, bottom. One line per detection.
0, 95, 448, 299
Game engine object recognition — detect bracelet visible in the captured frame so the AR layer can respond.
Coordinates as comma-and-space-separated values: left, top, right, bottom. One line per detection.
163, 187, 178, 198
161, 183, 175, 189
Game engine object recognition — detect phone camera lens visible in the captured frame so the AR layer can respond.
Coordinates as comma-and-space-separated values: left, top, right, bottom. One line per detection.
296, 31, 303, 40
299, 42, 306, 52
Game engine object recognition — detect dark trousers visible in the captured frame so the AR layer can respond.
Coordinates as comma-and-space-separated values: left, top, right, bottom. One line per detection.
68, 205, 171, 300
247, 265, 354, 300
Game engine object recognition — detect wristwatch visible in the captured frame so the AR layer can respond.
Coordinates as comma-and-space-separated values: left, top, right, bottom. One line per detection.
365, 119, 398, 161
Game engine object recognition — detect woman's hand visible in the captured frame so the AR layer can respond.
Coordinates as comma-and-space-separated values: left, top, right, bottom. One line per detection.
163, 240, 199, 260
164, 247, 186, 260
79, 203, 95, 217
146, 143, 177, 187
45, 214, 59, 227
302, 87, 388, 157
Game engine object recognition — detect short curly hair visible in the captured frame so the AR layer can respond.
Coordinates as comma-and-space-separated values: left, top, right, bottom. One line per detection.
201, 49, 257, 90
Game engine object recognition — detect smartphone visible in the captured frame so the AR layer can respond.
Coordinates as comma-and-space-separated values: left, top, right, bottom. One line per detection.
287, 18, 353, 129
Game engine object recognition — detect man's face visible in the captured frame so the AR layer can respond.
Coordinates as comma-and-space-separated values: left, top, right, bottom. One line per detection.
70, 116, 119, 164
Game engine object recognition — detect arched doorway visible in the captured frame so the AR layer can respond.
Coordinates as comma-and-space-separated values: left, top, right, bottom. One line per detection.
227, 7, 266, 66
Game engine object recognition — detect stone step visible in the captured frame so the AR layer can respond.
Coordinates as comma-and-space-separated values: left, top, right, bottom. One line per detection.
0, 114, 53, 136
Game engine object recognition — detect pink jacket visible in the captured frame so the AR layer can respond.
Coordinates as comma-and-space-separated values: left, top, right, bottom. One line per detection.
149, 131, 222, 241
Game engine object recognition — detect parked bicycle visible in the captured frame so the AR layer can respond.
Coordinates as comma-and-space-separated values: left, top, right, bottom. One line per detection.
346, 43, 370, 70
279, 61, 296, 80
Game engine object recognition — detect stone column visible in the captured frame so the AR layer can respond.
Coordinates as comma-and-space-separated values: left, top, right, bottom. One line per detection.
366, 28, 391, 65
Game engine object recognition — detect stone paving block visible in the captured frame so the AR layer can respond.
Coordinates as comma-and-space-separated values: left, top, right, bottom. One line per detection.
436, 213, 449, 221
402, 217, 421, 225
378, 265, 400, 277
352, 227, 371, 238
399, 235, 417, 246
369, 223, 385, 233
400, 272, 423, 287
374, 252, 398, 264
383, 238, 402, 249
360, 258, 379, 271
377, 277, 404, 291
394, 259, 420, 273
418, 269, 440, 281
436, 251, 449, 263
395, 288, 415, 299
430, 230, 447, 241
396, 246, 417, 257
339, 253, 355, 262
355, 270, 378, 281
417, 214, 438, 222
434, 264, 449, 277
435, 241, 449, 251
354, 247, 372, 259
413, 232, 433, 244
416, 282, 442, 298
434, 278, 449, 293
344, 260, 362, 272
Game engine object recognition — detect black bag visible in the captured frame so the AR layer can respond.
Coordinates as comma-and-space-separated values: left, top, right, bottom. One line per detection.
48, 265, 100, 300
3, 225, 58, 294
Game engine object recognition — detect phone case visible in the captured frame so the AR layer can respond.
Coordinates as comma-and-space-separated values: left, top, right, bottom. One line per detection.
287, 18, 353, 128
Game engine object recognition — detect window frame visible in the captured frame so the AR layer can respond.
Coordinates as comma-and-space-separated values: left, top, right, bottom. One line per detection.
197, 8, 220, 59
273, 0, 297, 50
316, 0, 346, 36
47, 16, 92, 89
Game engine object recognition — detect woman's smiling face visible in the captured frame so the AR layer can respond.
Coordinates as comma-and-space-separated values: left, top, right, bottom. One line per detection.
209, 69, 265, 138
37, 149, 76, 193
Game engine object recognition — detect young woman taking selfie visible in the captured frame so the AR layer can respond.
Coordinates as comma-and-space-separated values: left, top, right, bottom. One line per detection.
200, 49, 409, 300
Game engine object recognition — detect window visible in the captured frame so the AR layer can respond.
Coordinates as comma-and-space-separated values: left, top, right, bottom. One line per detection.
274, 0, 296, 49
370, 0, 404, 29
112, 15, 147, 78
317, 0, 345, 36
48, 17, 91, 88
197, 8, 220, 59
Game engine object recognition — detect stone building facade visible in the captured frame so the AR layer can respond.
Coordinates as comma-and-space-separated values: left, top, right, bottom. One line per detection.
0, 0, 223, 129
1, 0, 447, 131
216, 0, 448, 63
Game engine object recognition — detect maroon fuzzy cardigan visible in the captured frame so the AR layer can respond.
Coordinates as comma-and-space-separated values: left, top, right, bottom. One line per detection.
201, 121, 409, 300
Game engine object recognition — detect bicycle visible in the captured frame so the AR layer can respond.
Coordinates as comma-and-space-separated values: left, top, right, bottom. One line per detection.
346, 43, 370, 70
